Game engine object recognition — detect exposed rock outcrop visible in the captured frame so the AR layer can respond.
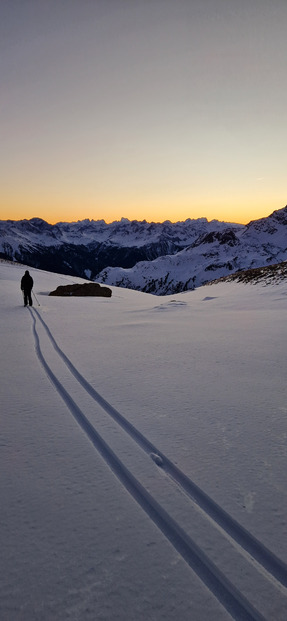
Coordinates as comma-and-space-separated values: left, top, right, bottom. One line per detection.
207, 260, 287, 286
49, 283, 112, 297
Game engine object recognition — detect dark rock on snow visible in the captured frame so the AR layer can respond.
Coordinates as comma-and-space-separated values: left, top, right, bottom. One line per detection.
49, 283, 112, 297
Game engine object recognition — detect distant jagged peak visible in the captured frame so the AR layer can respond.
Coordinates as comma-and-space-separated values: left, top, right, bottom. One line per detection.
28, 217, 49, 225
16, 217, 53, 233
193, 228, 240, 247
245, 204, 287, 232
271, 204, 287, 224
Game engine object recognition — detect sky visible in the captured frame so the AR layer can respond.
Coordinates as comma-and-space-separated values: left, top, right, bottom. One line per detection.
1, 0, 286, 225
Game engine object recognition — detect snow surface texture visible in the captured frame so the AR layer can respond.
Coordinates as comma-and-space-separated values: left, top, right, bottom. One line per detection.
1, 261, 287, 620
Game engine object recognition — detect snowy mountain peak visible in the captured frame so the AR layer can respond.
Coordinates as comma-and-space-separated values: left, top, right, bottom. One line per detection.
96, 205, 287, 294
1, 205, 287, 294
244, 204, 287, 235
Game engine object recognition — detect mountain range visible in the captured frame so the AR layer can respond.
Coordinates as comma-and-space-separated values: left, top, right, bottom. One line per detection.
0, 205, 286, 294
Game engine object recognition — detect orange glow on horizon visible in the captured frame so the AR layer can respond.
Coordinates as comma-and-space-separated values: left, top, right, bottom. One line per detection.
0, 195, 284, 227
1, 1, 286, 235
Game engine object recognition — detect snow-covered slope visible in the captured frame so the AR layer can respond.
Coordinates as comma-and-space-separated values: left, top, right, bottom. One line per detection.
208, 259, 287, 286
97, 206, 287, 294
1, 259, 287, 620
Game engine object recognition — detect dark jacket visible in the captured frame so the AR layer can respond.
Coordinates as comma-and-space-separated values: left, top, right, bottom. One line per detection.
21, 271, 33, 292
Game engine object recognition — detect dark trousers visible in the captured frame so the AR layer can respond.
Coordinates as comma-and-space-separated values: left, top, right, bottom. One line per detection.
23, 290, 32, 306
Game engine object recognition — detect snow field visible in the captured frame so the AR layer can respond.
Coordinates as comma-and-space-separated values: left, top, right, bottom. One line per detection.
1, 261, 287, 620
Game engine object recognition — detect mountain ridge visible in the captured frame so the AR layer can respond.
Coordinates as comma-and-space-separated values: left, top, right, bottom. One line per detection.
97, 205, 287, 293
207, 259, 287, 287
0, 214, 243, 283
0, 205, 286, 294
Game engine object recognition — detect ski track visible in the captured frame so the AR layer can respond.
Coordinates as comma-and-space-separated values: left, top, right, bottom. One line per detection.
32, 308, 287, 589
28, 307, 286, 620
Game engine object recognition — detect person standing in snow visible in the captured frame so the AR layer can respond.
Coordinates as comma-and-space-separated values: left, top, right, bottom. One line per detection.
21, 270, 34, 306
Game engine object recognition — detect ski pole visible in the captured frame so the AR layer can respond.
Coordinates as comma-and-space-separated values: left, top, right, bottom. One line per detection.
32, 290, 40, 306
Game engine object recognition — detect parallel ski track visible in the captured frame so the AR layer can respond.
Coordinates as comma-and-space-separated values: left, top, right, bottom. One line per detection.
29, 308, 283, 620
32, 308, 287, 590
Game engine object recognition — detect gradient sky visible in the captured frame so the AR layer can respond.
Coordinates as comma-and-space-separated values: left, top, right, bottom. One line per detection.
1, 0, 286, 224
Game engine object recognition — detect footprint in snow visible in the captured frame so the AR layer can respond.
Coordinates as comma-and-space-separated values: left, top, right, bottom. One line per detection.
153, 300, 187, 311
